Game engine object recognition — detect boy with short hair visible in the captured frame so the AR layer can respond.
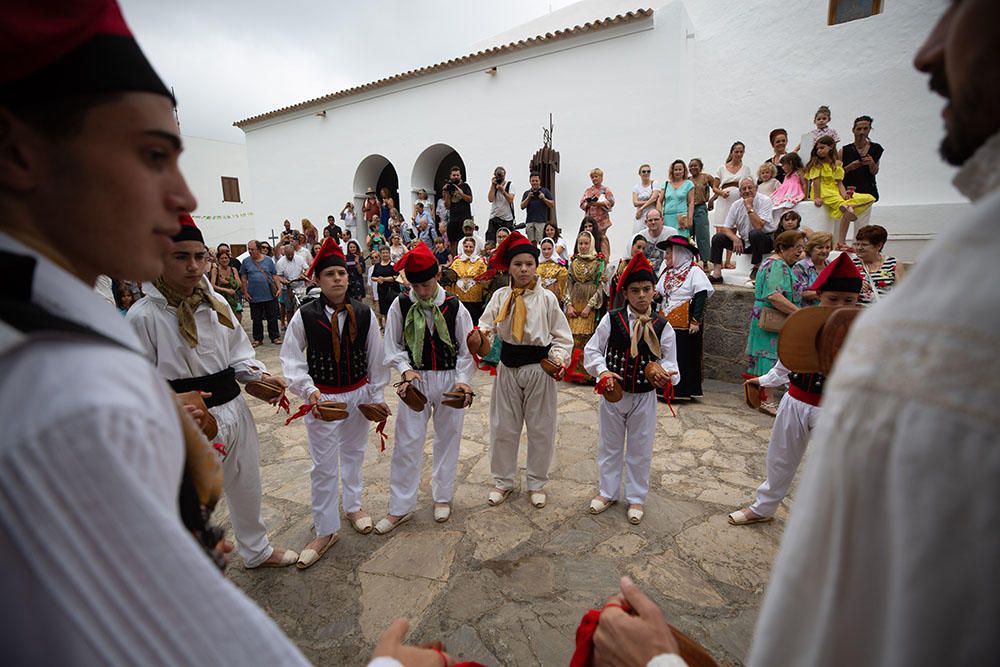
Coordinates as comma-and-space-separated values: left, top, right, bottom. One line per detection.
729, 252, 863, 525
479, 232, 573, 509
584, 252, 679, 524
375, 244, 476, 533
279, 238, 390, 568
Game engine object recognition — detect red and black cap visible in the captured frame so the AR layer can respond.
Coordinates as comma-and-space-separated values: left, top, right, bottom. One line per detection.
393, 242, 439, 284
490, 230, 539, 272
172, 213, 203, 244
307, 237, 347, 278
0, 0, 172, 106
810, 252, 862, 294
618, 251, 657, 289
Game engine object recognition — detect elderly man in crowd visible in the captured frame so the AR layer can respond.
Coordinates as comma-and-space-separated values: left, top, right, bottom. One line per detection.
240, 239, 281, 346
593, 1, 1000, 665
709, 178, 776, 283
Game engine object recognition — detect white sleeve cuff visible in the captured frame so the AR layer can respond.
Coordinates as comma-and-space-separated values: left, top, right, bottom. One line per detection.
366, 658, 404, 667
648, 654, 688, 667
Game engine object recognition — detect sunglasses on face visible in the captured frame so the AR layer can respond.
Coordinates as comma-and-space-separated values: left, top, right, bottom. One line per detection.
640, 170, 651, 174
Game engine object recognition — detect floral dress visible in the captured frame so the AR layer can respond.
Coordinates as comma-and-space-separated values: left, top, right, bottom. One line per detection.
536, 258, 568, 302
746, 257, 799, 376
792, 257, 823, 305
565, 254, 606, 381
662, 179, 694, 238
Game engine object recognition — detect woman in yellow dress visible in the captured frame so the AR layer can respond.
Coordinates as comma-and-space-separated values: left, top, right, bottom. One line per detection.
537, 237, 568, 302
806, 135, 876, 246
446, 236, 488, 324
564, 231, 607, 382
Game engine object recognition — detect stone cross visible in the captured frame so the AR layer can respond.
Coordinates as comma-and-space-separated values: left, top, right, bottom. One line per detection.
268, 229, 279, 245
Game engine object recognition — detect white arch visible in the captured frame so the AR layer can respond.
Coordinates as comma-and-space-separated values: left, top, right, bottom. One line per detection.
353, 153, 393, 198
410, 143, 462, 195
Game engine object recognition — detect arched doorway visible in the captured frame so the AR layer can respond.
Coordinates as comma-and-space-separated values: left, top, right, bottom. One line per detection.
411, 143, 467, 217
353, 154, 399, 235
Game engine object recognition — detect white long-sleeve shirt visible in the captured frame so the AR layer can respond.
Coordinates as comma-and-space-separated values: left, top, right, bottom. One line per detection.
756, 359, 790, 388
127, 278, 265, 384
382, 286, 475, 385
479, 278, 573, 364
0, 233, 307, 665
280, 299, 388, 401
748, 134, 1000, 666
582, 308, 680, 385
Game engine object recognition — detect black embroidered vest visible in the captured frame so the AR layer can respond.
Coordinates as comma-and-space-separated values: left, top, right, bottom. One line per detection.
300, 296, 371, 387
789, 372, 825, 396
397, 293, 459, 371
604, 307, 667, 394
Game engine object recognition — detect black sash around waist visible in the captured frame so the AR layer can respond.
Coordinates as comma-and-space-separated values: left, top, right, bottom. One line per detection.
500, 341, 551, 368
168, 367, 240, 408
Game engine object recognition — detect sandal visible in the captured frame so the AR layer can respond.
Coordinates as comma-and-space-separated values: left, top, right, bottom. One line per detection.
296, 534, 338, 569
487, 487, 512, 506
252, 341, 263, 348
589, 496, 616, 515
727, 509, 773, 526
346, 513, 374, 535
627, 506, 644, 525
724, 262, 736, 270
530, 491, 547, 509
374, 512, 412, 535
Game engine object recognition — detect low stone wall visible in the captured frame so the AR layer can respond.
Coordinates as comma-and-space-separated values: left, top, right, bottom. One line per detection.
703, 284, 754, 382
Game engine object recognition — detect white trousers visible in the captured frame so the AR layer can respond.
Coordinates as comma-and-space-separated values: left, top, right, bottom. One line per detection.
211, 397, 272, 567
597, 390, 657, 505
489, 362, 558, 492
750, 392, 821, 518
304, 385, 372, 536
388, 370, 465, 515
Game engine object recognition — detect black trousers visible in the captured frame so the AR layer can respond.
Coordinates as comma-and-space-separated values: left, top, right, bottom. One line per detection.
710, 229, 773, 266
249, 298, 280, 342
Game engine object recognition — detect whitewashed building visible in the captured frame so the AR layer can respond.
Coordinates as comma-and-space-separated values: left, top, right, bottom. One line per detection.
235, 0, 960, 262
178, 135, 255, 249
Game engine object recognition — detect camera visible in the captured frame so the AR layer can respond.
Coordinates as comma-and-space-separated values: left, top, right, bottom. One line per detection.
586, 196, 598, 204
444, 183, 457, 193
532, 189, 542, 199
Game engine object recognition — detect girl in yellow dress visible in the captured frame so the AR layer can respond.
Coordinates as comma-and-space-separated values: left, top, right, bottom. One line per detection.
806, 135, 876, 246
447, 237, 488, 324
565, 231, 607, 382
536, 237, 568, 302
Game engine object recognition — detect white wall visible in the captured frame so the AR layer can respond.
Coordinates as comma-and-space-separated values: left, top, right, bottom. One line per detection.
240, 0, 955, 262
178, 135, 256, 248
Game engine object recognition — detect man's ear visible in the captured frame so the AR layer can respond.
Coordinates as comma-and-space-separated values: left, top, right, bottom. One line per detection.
0, 108, 43, 193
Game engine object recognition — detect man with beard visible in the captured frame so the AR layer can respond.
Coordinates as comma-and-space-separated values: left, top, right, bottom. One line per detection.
592, 2, 1000, 665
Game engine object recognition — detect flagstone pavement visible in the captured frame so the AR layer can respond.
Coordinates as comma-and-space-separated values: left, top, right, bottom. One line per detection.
219, 338, 797, 667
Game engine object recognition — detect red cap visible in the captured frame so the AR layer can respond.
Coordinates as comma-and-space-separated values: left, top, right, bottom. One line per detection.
491, 231, 539, 272
306, 237, 347, 278
393, 243, 439, 284
0, 0, 172, 104
171, 212, 203, 244
810, 252, 862, 294
618, 252, 657, 289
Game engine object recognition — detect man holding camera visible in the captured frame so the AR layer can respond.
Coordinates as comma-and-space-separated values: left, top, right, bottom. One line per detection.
486, 166, 515, 244
521, 172, 555, 245
443, 165, 473, 255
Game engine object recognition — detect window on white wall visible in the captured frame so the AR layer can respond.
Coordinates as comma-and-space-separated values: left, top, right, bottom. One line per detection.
221, 176, 241, 202
828, 0, 883, 25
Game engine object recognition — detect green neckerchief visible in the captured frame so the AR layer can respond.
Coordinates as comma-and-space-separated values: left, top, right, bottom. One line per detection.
403, 286, 454, 366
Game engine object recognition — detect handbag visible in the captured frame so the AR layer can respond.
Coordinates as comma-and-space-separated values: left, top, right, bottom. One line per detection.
251, 256, 279, 299
758, 307, 788, 333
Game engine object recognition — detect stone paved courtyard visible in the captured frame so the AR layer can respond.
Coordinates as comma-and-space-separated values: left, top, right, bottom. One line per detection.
218, 337, 796, 666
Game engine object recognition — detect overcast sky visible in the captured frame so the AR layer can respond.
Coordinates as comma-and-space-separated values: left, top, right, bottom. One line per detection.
121, 0, 581, 143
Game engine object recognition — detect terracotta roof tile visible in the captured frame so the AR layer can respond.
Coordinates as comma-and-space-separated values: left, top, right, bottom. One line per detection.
234, 7, 653, 129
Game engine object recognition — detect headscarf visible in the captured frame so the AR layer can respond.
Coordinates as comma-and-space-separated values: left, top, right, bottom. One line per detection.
574, 231, 598, 260
539, 237, 559, 264
660, 244, 695, 295
153, 277, 234, 348
457, 239, 480, 264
